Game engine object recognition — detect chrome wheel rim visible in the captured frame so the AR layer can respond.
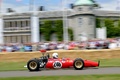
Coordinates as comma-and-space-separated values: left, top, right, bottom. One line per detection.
75, 61, 83, 68
29, 61, 37, 70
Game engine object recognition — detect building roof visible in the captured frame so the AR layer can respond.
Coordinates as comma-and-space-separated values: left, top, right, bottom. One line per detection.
74, 0, 94, 6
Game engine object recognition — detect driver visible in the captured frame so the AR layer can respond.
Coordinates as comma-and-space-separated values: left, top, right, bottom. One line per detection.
52, 53, 58, 59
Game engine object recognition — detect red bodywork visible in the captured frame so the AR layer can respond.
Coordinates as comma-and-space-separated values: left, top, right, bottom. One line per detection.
45, 58, 99, 69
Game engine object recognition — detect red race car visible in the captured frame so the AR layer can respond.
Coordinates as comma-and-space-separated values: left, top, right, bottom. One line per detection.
26, 50, 100, 71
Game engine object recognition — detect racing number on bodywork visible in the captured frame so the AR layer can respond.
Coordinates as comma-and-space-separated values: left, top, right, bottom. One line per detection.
53, 61, 62, 68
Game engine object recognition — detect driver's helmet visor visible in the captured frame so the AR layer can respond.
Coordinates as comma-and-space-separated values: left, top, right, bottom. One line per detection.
56, 55, 58, 58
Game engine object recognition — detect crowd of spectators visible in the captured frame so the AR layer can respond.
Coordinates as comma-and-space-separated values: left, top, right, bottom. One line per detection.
0, 38, 120, 52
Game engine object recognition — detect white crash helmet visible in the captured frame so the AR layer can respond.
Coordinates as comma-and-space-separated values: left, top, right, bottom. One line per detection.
52, 53, 58, 59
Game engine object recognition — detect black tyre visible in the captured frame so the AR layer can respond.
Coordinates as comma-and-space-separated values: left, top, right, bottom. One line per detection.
27, 59, 39, 71
73, 58, 84, 70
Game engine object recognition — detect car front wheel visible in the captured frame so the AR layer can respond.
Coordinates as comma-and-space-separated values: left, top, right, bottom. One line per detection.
73, 58, 84, 70
27, 59, 39, 71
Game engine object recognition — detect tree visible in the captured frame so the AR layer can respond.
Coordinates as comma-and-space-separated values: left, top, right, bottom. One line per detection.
96, 18, 101, 28
104, 19, 120, 38
40, 20, 73, 41
40, 20, 53, 41
68, 28, 74, 41
105, 19, 114, 37
54, 20, 63, 41
118, 20, 120, 28
116, 20, 120, 36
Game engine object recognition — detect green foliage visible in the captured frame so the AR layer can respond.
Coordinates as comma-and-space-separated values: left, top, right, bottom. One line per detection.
0, 62, 27, 71
104, 19, 120, 38
96, 18, 120, 38
68, 28, 74, 41
115, 20, 120, 36
105, 19, 114, 37
40, 20, 53, 41
96, 18, 101, 28
118, 20, 120, 28
40, 20, 73, 41
54, 20, 63, 41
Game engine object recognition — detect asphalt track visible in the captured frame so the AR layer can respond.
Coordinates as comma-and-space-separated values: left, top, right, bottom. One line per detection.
0, 67, 120, 78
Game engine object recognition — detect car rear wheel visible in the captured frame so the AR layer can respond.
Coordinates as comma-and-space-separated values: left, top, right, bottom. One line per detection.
73, 58, 84, 70
27, 59, 39, 71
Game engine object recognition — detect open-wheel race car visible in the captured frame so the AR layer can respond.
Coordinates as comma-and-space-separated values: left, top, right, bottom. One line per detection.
26, 50, 100, 71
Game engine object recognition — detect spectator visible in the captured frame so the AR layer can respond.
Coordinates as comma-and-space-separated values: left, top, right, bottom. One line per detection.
0, 44, 4, 52
6, 45, 13, 52
0, 38, 120, 52
24, 44, 32, 52
108, 40, 117, 49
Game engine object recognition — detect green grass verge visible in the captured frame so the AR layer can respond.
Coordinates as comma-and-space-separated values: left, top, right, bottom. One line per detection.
0, 62, 27, 71
0, 74, 120, 80
0, 58, 120, 71
99, 58, 120, 67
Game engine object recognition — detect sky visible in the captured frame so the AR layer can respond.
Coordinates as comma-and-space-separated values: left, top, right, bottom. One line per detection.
0, 0, 120, 13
